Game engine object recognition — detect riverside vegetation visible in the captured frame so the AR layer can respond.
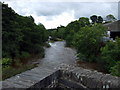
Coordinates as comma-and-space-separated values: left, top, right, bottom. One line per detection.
49, 16, 120, 76
1, 2, 120, 80
2, 3, 49, 80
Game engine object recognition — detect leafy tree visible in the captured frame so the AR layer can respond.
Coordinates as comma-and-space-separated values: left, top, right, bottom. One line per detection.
29, 15, 34, 22
106, 14, 116, 22
2, 3, 49, 64
73, 24, 107, 62
90, 15, 104, 24
64, 18, 90, 46
79, 17, 90, 27
90, 15, 98, 23
56, 26, 65, 39
97, 16, 103, 23
65, 20, 80, 34
2, 3, 22, 59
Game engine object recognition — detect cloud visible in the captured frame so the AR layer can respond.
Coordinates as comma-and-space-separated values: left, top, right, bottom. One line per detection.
32, 10, 75, 29
1, 0, 118, 29
73, 2, 118, 19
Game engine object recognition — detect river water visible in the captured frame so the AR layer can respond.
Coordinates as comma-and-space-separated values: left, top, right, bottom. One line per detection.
37, 41, 77, 68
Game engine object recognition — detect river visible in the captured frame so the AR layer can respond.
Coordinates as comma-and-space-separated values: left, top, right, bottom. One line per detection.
37, 41, 77, 68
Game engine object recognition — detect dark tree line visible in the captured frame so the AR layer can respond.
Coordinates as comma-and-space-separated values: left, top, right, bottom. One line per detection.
2, 3, 49, 62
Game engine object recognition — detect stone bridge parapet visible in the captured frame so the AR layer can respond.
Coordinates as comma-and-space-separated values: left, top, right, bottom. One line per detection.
1, 64, 120, 89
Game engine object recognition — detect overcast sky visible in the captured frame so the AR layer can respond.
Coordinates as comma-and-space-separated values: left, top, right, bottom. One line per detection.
1, 0, 119, 29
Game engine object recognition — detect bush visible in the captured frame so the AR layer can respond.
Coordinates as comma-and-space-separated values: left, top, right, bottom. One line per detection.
76, 53, 86, 61
100, 38, 120, 72
2, 3, 48, 60
73, 24, 107, 62
20, 51, 30, 59
2, 58, 12, 67
110, 61, 120, 77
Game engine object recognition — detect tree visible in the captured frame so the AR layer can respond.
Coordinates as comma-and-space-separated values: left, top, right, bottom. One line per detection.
106, 14, 116, 22
73, 24, 107, 62
79, 17, 90, 27
97, 16, 103, 23
29, 15, 34, 22
2, 3, 22, 59
90, 15, 97, 23
2, 3, 49, 63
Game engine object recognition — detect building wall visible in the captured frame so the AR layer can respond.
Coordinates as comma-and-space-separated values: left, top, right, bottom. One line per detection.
104, 20, 120, 40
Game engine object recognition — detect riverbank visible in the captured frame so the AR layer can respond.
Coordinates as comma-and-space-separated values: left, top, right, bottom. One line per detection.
2, 41, 111, 80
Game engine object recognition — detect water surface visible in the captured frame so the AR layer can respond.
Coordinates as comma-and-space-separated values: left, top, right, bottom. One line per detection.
38, 41, 77, 68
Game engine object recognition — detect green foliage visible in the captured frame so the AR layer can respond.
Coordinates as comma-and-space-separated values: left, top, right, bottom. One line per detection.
64, 18, 90, 46
110, 61, 120, 77
90, 15, 98, 23
65, 21, 80, 34
49, 26, 66, 40
76, 53, 86, 61
100, 38, 120, 72
90, 15, 103, 23
2, 64, 36, 80
49, 17, 90, 46
73, 24, 107, 62
47, 12, 119, 76
97, 16, 103, 23
57, 26, 66, 39
2, 58, 12, 67
2, 3, 49, 63
79, 17, 90, 27
20, 52, 30, 59
106, 14, 116, 22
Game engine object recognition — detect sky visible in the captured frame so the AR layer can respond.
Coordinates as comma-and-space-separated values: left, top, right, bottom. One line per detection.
1, 0, 119, 29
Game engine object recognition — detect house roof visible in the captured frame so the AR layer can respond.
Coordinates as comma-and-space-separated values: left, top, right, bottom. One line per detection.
104, 20, 120, 32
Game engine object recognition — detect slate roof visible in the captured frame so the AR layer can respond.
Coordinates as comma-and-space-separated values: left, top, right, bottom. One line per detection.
104, 20, 120, 32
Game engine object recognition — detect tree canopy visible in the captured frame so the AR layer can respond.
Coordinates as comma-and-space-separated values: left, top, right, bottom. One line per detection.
106, 14, 116, 22
90, 15, 98, 23
90, 15, 103, 23
2, 3, 49, 61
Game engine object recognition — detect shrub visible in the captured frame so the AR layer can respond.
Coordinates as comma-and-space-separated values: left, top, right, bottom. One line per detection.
20, 51, 30, 59
76, 53, 87, 61
73, 24, 107, 62
100, 38, 120, 72
2, 58, 12, 67
110, 61, 120, 77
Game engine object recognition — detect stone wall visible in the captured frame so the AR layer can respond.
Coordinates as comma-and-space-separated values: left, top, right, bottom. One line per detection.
1, 64, 120, 89
58, 64, 120, 89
